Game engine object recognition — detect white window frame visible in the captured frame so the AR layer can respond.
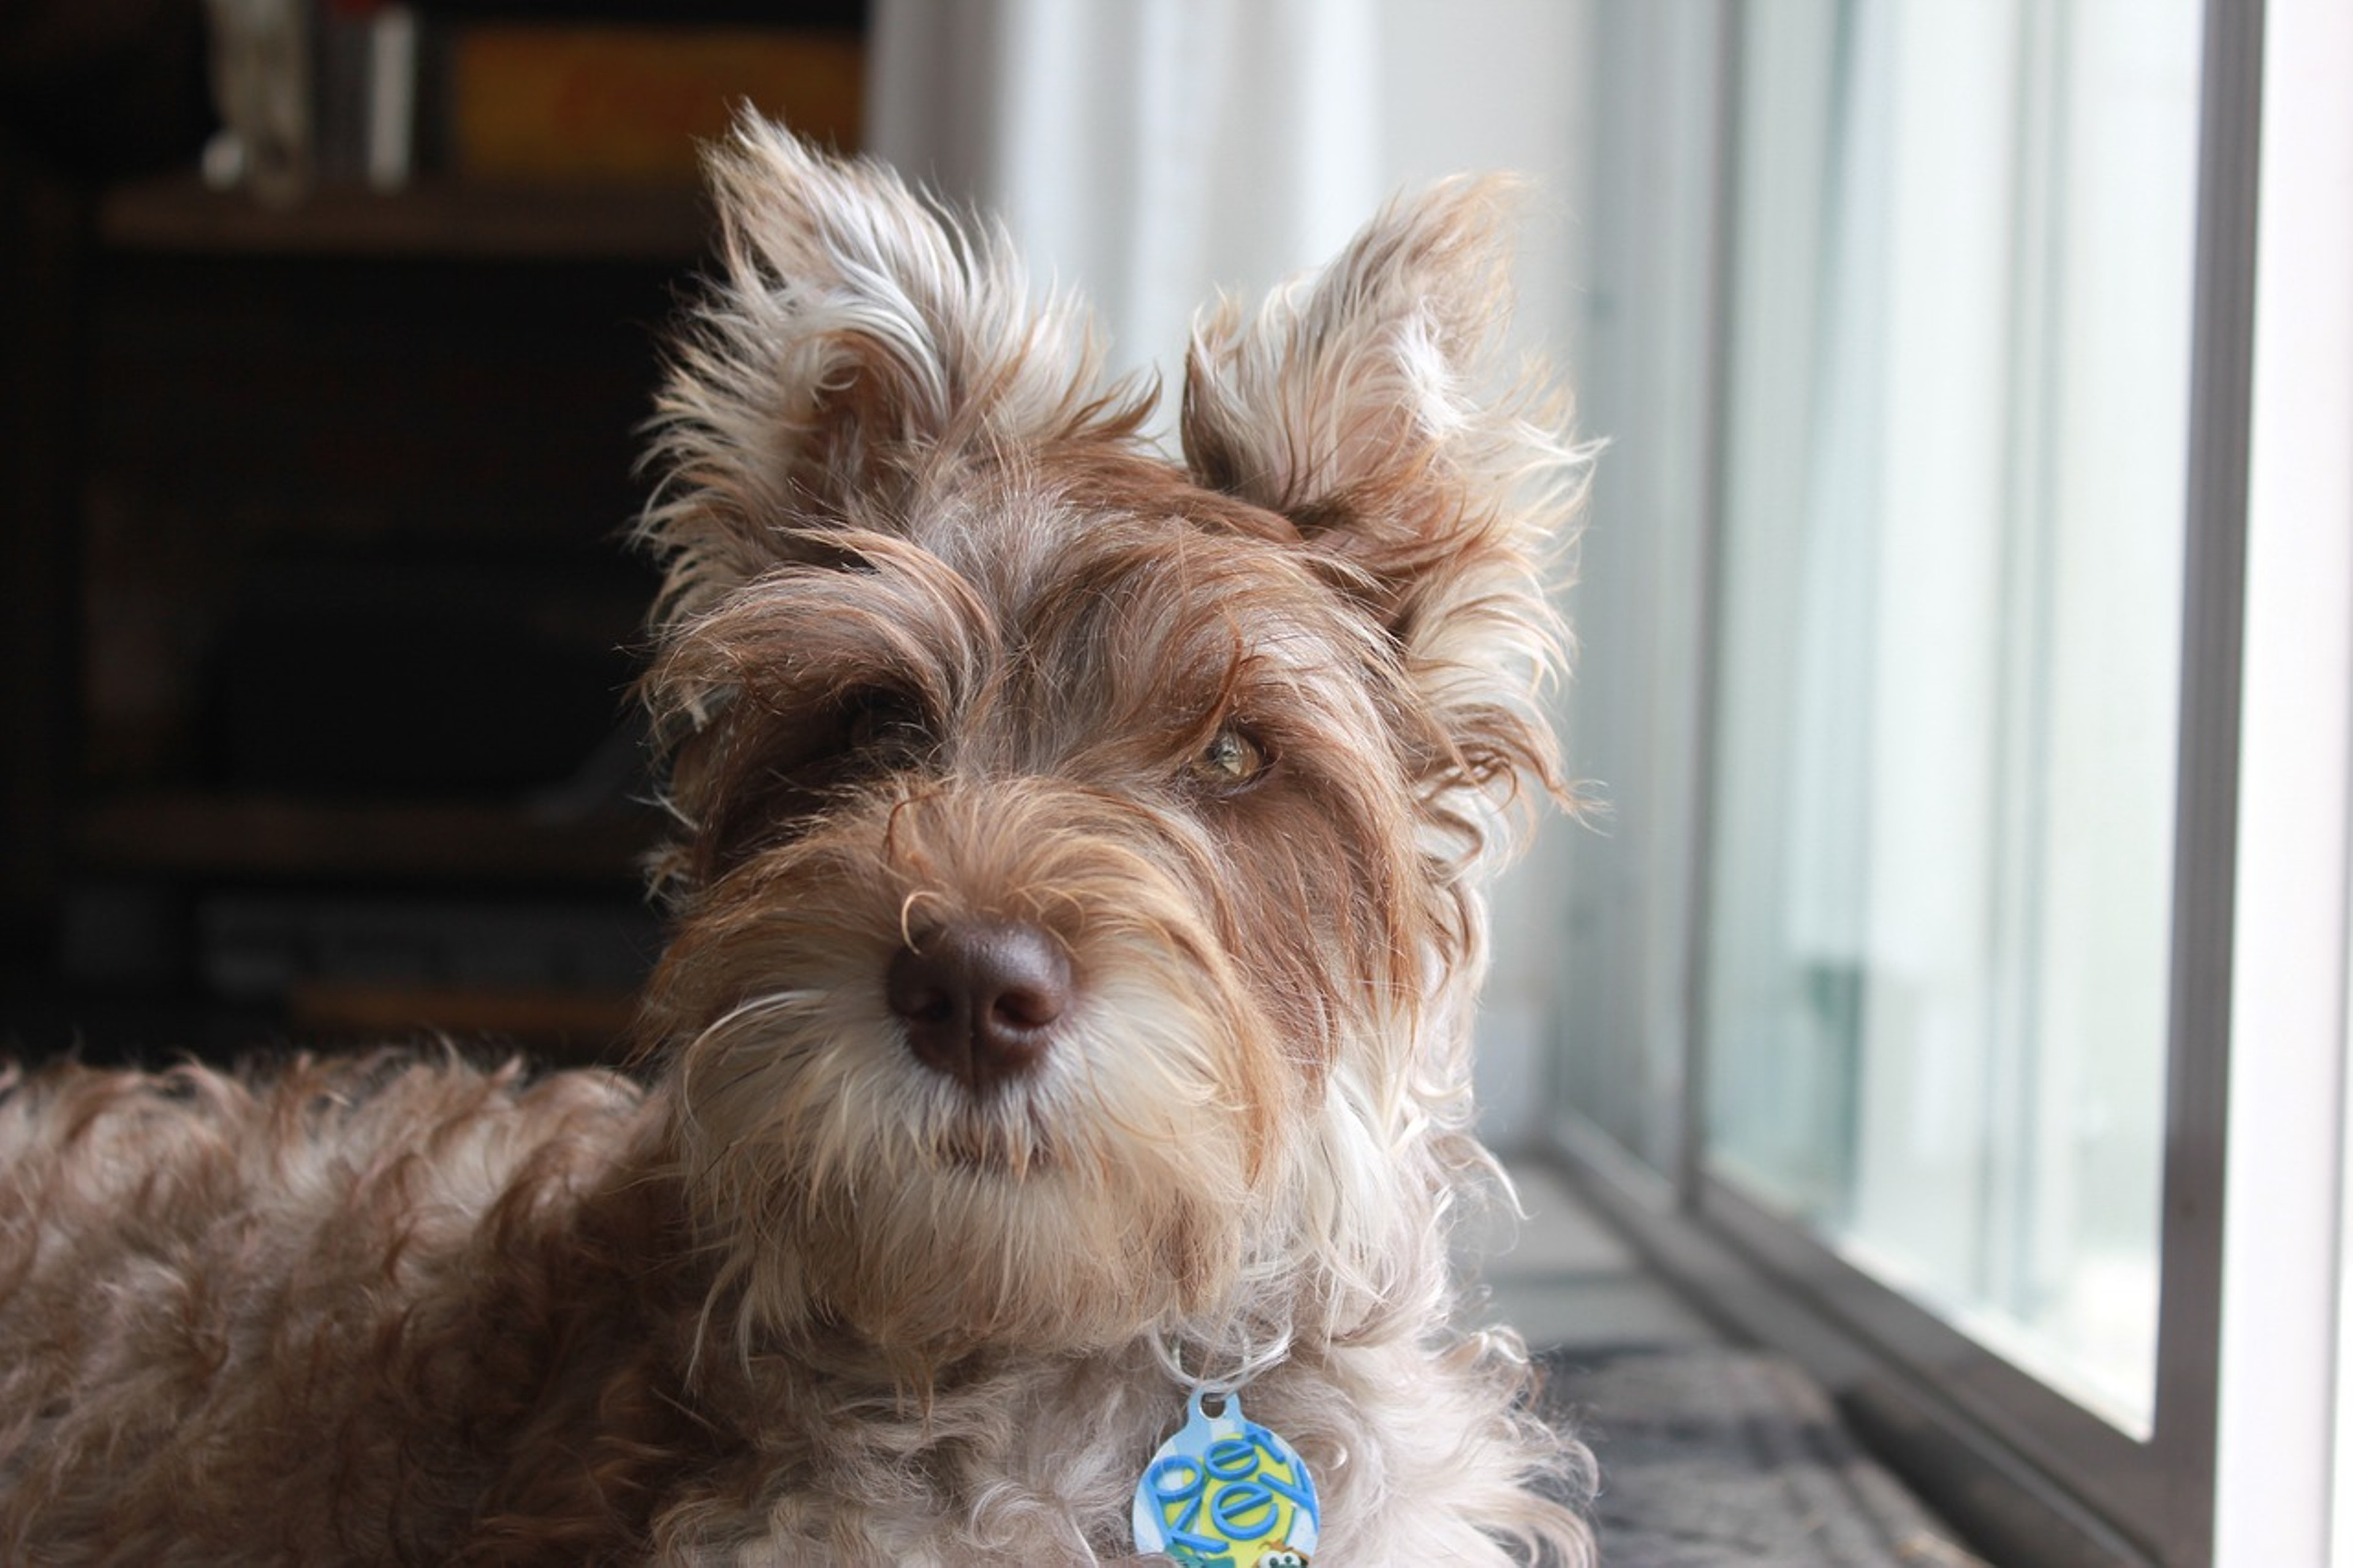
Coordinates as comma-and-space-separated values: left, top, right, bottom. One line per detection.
2213, 0, 2353, 1561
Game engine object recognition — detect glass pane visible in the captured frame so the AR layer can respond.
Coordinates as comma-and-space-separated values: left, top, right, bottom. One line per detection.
1702, 0, 2203, 1434
1551, 2, 1726, 1173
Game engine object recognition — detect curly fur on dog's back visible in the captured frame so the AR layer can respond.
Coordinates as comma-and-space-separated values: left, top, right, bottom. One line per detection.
0, 1053, 694, 1563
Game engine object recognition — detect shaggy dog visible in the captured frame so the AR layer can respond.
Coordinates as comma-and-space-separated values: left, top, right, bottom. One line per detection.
0, 123, 1597, 1565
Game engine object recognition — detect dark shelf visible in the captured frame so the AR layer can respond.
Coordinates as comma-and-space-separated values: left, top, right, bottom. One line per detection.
77, 793, 656, 888
285, 979, 641, 1062
98, 174, 711, 262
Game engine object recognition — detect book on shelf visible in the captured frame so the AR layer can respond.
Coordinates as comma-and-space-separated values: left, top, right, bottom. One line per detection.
201, 3, 864, 200
445, 23, 865, 184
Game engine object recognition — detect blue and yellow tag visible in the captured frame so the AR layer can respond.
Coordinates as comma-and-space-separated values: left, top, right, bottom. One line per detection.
1132, 1388, 1319, 1567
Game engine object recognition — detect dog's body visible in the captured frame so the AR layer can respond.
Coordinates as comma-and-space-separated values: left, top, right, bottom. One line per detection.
1, 125, 1596, 1565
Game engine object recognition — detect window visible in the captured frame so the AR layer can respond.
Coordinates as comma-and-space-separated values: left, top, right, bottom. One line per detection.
1702, 0, 2200, 1437
1547, 2, 2285, 1562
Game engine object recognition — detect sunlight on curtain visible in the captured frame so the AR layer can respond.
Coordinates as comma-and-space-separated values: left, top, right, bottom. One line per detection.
1703, 0, 2203, 1433
866, 0, 1385, 392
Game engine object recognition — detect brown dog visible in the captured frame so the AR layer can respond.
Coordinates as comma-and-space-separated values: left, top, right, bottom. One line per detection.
1, 123, 1596, 1566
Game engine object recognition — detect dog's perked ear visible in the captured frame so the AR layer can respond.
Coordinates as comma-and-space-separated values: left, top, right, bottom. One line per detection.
1178, 177, 1578, 588
637, 118, 1146, 626
1181, 178, 1590, 842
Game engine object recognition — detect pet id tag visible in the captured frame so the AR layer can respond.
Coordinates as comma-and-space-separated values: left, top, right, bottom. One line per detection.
1132, 1388, 1319, 1567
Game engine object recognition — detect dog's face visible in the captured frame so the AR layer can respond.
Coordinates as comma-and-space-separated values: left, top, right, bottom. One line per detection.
632, 125, 1580, 1370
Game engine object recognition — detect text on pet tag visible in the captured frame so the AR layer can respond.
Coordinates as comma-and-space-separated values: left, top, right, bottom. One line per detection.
1133, 1388, 1319, 1566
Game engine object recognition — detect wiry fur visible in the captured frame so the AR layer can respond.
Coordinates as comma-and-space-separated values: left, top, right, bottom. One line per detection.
1, 121, 1596, 1565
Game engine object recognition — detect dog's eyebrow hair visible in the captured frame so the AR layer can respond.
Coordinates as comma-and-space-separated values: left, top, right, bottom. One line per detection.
721, 540, 1004, 695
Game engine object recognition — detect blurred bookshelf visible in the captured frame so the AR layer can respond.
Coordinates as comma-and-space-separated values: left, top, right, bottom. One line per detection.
99, 173, 708, 260
75, 795, 651, 886
1, 0, 866, 1066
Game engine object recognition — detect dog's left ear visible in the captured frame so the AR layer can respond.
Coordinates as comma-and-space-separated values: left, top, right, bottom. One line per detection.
640, 119, 1143, 626
1181, 178, 1585, 817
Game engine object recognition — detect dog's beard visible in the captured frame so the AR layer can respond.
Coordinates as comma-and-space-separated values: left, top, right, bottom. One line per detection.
647, 787, 1292, 1369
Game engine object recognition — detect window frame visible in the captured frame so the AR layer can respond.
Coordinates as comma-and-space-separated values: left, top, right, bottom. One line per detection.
1541, 1, 2268, 1562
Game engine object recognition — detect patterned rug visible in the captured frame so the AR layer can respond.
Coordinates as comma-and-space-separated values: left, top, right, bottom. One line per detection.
1539, 1347, 1988, 1567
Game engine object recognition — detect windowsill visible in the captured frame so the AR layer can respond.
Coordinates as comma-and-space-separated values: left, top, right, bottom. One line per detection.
1473, 1161, 1721, 1352
1487, 1160, 1991, 1567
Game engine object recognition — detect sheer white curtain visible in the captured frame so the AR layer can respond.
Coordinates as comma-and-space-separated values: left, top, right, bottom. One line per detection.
867, 0, 1385, 392
865, 0, 1593, 1145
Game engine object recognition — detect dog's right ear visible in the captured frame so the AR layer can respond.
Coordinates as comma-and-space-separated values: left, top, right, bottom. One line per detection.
1180, 179, 1587, 853
638, 118, 1143, 627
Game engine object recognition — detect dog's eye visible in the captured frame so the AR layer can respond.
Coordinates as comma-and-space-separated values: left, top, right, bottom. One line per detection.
841, 690, 931, 760
1191, 725, 1271, 791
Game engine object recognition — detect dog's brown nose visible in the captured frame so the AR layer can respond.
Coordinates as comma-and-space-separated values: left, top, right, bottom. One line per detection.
886, 920, 1072, 1093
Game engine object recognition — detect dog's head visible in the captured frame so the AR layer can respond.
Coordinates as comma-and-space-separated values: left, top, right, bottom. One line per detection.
632, 121, 1583, 1371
